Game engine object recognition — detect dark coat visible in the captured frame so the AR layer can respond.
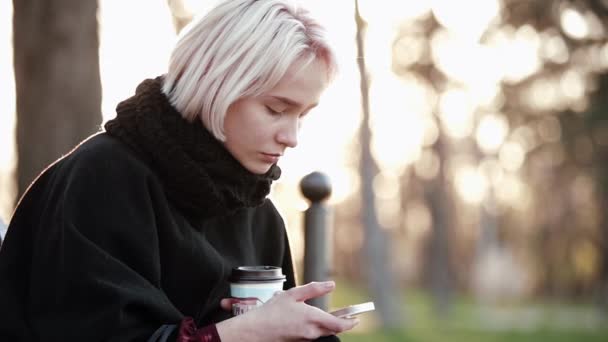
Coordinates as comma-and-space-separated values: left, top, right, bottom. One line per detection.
0, 78, 296, 341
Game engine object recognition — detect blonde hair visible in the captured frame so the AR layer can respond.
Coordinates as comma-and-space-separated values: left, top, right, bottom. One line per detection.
162, 0, 337, 141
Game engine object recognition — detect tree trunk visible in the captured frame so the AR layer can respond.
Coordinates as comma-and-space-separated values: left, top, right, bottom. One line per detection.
570, 70, 608, 315
592, 73, 608, 317
354, 0, 402, 328
425, 133, 453, 317
13, 0, 102, 200
598, 183, 608, 318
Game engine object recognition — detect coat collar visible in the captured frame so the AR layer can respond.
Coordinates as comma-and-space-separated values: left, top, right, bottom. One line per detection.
104, 76, 281, 220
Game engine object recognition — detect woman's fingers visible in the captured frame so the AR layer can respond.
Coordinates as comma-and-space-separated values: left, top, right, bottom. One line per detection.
312, 308, 360, 333
220, 298, 239, 311
282, 282, 360, 334
326, 316, 360, 333
286, 281, 335, 302
222, 282, 359, 340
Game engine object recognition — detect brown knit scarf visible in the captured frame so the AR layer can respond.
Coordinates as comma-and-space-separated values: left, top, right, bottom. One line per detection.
104, 76, 281, 220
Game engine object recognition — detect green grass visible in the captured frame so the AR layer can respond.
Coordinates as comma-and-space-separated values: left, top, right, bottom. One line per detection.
342, 329, 608, 342
329, 279, 608, 342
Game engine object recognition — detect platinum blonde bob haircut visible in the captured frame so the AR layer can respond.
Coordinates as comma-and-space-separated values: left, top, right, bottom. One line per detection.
162, 0, 338, 141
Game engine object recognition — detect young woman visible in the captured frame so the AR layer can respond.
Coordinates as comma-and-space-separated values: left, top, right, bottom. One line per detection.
0, 0, 357, 341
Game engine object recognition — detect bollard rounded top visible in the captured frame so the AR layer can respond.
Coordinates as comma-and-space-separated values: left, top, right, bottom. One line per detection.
300, 171, 332, 202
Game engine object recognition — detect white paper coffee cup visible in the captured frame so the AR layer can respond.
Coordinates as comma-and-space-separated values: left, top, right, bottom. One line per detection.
229, 266, 286, 316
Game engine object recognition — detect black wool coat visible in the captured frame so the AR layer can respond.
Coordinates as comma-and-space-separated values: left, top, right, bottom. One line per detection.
0, 78, 297, 341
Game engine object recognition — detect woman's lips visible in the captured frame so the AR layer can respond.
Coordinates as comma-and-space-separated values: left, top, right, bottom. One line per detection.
260, 153, 281, 164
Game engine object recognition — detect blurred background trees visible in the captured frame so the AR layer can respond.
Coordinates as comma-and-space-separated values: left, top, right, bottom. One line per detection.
331, 0, 608, 321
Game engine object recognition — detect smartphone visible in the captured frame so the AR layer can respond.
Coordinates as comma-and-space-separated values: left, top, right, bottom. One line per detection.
329, 301, 375, 318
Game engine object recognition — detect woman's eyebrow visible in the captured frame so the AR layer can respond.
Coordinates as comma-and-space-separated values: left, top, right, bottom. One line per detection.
270, 95, 318, 110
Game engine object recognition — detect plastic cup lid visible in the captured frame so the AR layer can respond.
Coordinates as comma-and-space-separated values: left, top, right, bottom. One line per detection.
228, 266, 286, 282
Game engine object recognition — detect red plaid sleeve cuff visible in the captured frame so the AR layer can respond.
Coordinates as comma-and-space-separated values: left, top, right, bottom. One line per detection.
176, 317, 221, 342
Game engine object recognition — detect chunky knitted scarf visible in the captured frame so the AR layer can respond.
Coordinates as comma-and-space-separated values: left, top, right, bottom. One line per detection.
104, 76, 281, 220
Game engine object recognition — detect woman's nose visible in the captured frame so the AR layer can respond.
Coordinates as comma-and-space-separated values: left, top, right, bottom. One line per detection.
276, 118, 299, 148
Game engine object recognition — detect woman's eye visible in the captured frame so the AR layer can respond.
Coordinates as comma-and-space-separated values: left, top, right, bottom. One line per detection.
266, 106, 283, 115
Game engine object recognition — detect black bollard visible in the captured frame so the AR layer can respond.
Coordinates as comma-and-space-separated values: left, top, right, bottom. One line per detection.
300, 171, 332, 310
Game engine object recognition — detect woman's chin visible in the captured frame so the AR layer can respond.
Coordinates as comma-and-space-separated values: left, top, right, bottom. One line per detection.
244, 162, 273, 175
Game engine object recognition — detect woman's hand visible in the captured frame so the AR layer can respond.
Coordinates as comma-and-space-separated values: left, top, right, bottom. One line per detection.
216, 281, 359, 341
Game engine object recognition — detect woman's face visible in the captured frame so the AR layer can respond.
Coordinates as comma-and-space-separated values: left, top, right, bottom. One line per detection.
223, 58, 328, 174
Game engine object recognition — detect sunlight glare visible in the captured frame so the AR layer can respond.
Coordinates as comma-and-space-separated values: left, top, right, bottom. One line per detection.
561, 7, 589, 40
455, 165, 488, 204
523, 78, 563, 112
359, 0, 431, 26
431, 0, 500, 41
370, 72, 426, 171
438, 88, 475, 139
540, 30, 569, 64
327, 167, 360, 205
364, 24, 395, 75
432, 29, 503, 87
98, 0, 175, 123
182, 0, 220, 14
300, 1, 357, 60
0, 0, 16, 223
469, 83, 503, 110
422, 117, 439, 147
476, 113, 509, 154
490, 25, 542, 84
